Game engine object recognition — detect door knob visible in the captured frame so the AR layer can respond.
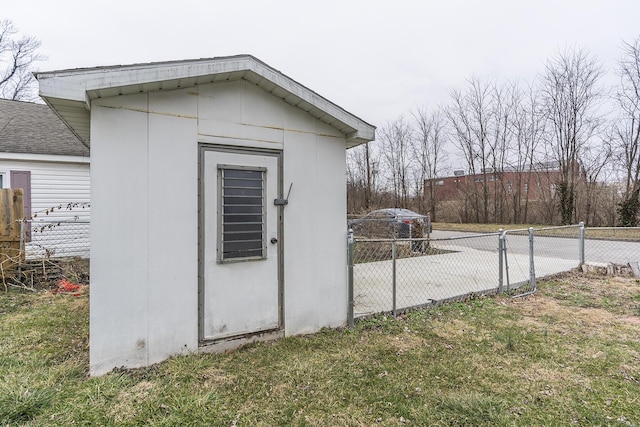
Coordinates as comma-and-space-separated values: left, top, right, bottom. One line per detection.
270, 237, 278, 244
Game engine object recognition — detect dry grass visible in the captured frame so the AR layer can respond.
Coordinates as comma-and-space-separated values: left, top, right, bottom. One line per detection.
1, 273, 640, 425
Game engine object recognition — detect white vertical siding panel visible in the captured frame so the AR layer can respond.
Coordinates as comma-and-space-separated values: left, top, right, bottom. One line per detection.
198, 81, 286, 144
90, 95, 150, 376
147, 89, 199, 365
314, 132, 348, 326
282, 108, 348, 335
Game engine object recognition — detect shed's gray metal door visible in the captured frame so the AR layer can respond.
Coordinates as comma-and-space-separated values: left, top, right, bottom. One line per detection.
200, 148, 280, 341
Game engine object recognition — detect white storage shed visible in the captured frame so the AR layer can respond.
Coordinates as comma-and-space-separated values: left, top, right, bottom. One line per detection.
36, 55, 375, 376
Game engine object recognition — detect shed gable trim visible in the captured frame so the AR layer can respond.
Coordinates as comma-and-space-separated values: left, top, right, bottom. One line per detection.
36, 55, 375, 147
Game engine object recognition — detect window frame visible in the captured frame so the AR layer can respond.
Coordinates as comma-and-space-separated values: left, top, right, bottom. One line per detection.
216, 164, 267, 263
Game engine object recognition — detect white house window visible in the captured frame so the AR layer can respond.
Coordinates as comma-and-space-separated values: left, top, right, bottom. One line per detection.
218, 166, 266, 261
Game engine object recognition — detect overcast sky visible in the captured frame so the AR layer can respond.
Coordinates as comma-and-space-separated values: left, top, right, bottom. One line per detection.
5, 0, 640, 129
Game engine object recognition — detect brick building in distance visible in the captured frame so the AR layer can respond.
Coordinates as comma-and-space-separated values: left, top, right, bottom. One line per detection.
424, 161, 574, 222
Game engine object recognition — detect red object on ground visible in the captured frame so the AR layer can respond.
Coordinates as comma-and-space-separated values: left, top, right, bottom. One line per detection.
55, 279, 81, 295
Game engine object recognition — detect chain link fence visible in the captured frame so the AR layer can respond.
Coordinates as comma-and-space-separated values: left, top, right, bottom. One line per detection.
1, 219, 90, 290
26, 219, 90, 259
347, 223, 640, 324
583, 227, 640, 272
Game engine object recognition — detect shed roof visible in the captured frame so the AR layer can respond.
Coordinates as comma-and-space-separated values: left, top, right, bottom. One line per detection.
35, 55, 376, 148
0, 98, 90, 157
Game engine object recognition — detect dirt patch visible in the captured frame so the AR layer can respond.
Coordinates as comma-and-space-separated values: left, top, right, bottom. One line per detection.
432, 318, 468, 340
201, 367, 237, 386
507, 272, 640, 341
390, 331, 427, 354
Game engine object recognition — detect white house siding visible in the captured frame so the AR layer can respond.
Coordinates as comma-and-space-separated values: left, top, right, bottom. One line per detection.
89, 80, 348, 375
0, 158, 90, 258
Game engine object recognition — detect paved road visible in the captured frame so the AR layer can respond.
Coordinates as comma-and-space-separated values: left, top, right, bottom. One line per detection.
431, 230, 640, 264
353, 230, 640, 317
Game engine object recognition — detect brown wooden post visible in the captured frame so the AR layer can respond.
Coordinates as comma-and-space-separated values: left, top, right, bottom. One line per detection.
0, 189, 25, 278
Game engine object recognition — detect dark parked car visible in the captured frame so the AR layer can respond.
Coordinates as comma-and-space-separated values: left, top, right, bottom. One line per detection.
349, 208, 432, 238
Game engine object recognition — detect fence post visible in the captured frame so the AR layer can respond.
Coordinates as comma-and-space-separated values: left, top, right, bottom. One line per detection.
18, 219, 25, 275
392, 238, 397, 317
347, 228, 354, 328
19, 219, 25, 254
498, 229, 504, 293
529, 227, 536, 291
504, 230, 511, 293
578, 221, 585, 267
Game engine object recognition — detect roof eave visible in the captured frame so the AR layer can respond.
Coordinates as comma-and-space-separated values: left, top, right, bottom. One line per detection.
36, 56, 376, 147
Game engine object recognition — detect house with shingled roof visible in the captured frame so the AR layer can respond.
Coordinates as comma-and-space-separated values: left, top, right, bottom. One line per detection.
0, 98, 90, 257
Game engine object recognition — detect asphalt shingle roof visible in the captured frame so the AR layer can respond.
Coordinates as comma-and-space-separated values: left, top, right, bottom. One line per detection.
0, 98, 89, 157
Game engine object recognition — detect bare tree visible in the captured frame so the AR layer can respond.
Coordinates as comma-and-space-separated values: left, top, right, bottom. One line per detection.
412, 107, 448, 219
488, 82, 516, 223
447, 78, 490, 222
578, 140, 613, 225
447, 77, 514, 223
378, 117, 413, 208
346, 147, 364, 213
346, 141, 380, 213
540, 47, 604, 224
0, 20, 44, 101
509, 80, 546, 223
612, 36, 640, 226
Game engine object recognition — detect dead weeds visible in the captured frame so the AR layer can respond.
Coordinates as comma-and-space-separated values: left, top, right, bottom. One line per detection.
506, 271, 640, 339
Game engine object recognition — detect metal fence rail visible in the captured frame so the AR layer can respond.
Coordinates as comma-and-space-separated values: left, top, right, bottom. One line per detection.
583, 227, 640, 270
348, 224, 640, 323
25, 219, 90, 259
350, 231, 502, 318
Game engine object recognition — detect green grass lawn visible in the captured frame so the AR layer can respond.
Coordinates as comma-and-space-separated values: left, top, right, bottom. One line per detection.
2, 273, 640, 426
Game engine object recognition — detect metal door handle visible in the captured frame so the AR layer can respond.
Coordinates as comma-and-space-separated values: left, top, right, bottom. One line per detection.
270, 237, 278, 244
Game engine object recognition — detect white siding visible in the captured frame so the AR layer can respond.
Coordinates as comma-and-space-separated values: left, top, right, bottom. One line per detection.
91, 94, 154, 374
147, 89, 199, 367
0, 159, 90, 258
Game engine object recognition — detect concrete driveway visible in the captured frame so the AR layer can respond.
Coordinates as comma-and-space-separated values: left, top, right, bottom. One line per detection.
352, 230, 630, 317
